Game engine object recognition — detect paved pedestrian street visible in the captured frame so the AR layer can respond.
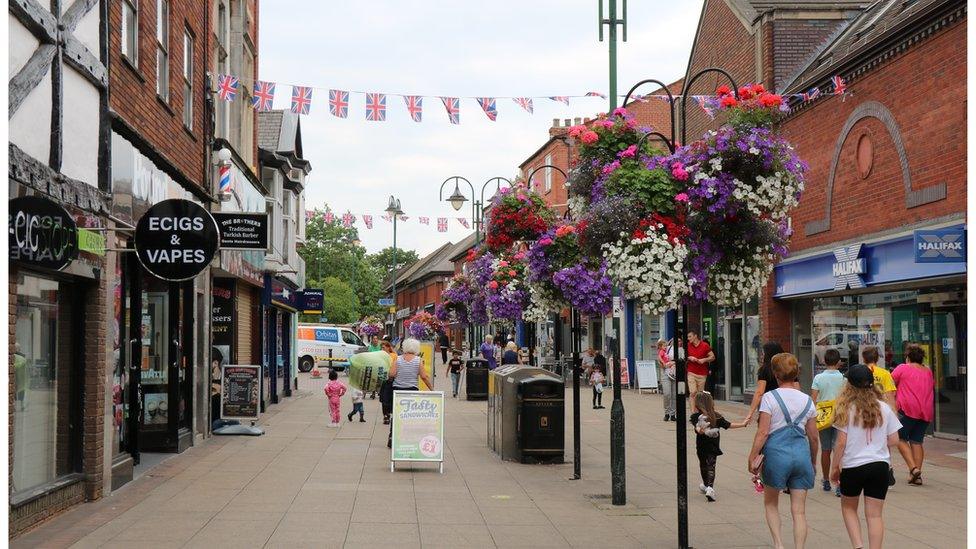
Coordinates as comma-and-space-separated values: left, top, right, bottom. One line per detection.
14, 373, 967, 549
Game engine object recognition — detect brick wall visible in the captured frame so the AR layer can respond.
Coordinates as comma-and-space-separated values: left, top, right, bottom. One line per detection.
761, 18, 968, 348
772, 18, 844, 90
82, 268, 108, 501
108, 0, 208, 189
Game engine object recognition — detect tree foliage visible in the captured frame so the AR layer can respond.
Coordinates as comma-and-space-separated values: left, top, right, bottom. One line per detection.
320, 277, 359, 324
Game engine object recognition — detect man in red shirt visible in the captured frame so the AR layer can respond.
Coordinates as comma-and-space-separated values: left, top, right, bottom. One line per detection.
686, 330, 715, 411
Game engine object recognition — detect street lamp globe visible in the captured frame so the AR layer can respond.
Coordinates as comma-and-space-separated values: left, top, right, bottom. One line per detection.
217, 147, 232, 163
447, 183, 468, 211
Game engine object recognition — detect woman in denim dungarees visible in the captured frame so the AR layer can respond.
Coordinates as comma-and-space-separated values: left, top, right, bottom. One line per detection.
748, 353, 819, 549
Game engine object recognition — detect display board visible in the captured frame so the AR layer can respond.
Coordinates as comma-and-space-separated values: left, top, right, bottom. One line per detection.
391, 390, 445, 473
418, 341, 435, 390
635, 360, 658, 394
220, 365, 261, 420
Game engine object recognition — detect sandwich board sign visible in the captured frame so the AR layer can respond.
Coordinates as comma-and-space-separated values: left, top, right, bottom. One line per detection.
636, 360, 659, 394
391, 390, 444, 473
216, 364, 264, 435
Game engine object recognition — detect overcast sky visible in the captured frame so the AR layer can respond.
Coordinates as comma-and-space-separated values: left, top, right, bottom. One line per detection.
259, 0, 702, 256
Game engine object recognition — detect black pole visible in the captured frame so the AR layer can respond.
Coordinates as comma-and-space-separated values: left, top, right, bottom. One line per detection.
673, 67, 739, 549
572, 308, 581, 480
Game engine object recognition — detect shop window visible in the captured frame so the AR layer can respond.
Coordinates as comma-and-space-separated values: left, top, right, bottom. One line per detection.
13, 274, 78, 496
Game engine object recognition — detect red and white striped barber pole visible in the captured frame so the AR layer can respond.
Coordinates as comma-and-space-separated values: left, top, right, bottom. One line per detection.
218, 164, 233, 200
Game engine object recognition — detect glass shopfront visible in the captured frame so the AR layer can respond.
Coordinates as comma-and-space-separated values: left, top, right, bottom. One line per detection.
795, 286, 966, 437
700, 297, 761, 401
12, 273, 80, 497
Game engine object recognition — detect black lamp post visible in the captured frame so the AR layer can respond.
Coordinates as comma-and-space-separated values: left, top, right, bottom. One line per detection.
386, 195, 404, 337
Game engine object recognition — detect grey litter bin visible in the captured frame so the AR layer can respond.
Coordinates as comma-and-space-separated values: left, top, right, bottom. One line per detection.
488, 366, 564, 463
465, 358, 489, 400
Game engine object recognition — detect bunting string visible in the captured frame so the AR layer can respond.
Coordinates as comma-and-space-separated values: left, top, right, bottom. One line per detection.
307, 209, 472, 234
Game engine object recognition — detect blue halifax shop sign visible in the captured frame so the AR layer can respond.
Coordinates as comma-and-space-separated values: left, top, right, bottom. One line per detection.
774, 224, 966, 298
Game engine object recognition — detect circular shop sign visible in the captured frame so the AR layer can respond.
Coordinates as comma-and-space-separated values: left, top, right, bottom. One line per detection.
8, 195, 79, 271
134, 199, 219, 281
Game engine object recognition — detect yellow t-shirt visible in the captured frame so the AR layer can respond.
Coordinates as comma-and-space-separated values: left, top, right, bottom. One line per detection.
870, 364, 896, 393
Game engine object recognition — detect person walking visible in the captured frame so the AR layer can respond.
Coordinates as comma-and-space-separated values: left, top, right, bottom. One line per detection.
324, 370, 347, 427
480, 335, 497, 370
891, 344, 935, 486
686, 331, 715, 412
658, 339, 676, 422
746, 342, 786, 424
692, 391, 747, 502
380, 339, 397, 424
367, 335, 382, 352
862, 345, 898, 487
387, 338, 432, 448
747, 353, 818, 549
347, 387, 366, 422
447, 350, 463, 398
830, 364, 903, 549
811, 348, 846, 496
589, 359, 606, 409
501, 341, 521, 365
438, 331, 450, 366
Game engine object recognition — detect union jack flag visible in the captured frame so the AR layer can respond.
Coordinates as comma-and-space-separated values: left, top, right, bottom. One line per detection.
342, 213, 355, 228
457, 218, 470, 229
831, 75, 847, 95
513, 97, 534, 114
476, 97, 497, 121
398, 215, 409, 222
216, 74, 239, 101
419, 216, 430, 225
586, 91, 607, 99
403, 95, 423, 122
365, 93, 387, 121
251, 80, 275, 110
549, 96, 570, 105
695, 96, 715, 119
362, 215, 373, 229
382, 214, 392, 223
440, 97, 460, 124
324, 211, 335, 224
801, 87, 822, 102
329, 89, 349, 118
437, 218, 448, 232
291, 86, 313, 115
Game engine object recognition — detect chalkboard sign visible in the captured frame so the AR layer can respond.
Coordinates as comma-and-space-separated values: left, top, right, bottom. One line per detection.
221, 365, 260, 420
213, 212, 269, 250
8, 196, 78, 270
134, 199, 219, 281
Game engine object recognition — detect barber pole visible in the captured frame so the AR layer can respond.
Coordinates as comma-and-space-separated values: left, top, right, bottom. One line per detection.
218, 164, 233, 199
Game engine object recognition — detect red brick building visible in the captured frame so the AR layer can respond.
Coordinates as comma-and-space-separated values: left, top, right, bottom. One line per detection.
680, 0, 966, 430
388, 242, 459, 338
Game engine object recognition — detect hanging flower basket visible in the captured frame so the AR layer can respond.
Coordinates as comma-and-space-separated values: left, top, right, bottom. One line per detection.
527, 224, 612, 317
436, 274, 474, 325
485, 253, 530, 321
484, 187, 554, 251
405, 311, 442, 340
357, 317, 384, 339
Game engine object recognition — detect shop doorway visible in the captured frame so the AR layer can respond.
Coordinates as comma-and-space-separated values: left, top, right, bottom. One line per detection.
931, 305, 966, 437
724, 318, 744, 398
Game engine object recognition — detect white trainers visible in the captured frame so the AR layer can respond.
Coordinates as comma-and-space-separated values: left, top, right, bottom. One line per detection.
705, 487, 716, 502
699, 483, 707, 494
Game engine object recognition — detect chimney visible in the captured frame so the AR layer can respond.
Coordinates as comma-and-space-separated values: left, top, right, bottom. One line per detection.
564, 119, 571, 127
574, 117, 582, 125
552, 118, 559, 127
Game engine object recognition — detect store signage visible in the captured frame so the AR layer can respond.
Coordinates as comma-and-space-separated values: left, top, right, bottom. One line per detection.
391, 390, 445, 464
396, 307, 412, 320
212, 280, 235, 354
378, 298, 394, 306
134, 199, 219, 281
265, 274, 298, 310
220, 365, 260, 420
831, 244, 866, 290
297, 289, 324, 313
8, 196, 79, 270
914, 228, 966, 263
77, 228, 106, 256
213, 212, 269, 250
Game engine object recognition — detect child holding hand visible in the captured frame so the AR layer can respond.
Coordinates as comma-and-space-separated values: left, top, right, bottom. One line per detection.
347, 387, 365, 422
324, 370, 346, 427
691, 391, 747, 502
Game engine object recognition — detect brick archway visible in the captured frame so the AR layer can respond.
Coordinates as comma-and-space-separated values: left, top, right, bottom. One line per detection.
804, 100, 947, 236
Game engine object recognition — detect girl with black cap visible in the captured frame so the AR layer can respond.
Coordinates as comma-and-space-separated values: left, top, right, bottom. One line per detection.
830, 363, 903, 549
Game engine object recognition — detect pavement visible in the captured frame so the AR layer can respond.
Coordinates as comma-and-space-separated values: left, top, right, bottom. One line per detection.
12, 370, 967, 548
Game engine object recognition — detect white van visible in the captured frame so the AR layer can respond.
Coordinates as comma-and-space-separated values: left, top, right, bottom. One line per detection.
296, 324, 367, 372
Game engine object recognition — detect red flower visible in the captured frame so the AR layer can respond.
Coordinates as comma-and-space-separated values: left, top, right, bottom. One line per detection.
633, 229, 647, 240
758, 93, 782, 107
715, 85, 731, 97
752, 83, 766, 94
508, 270, 516, 277
720, 95, 738, 108
489, 280, 499, 290
738, 86, 754, 100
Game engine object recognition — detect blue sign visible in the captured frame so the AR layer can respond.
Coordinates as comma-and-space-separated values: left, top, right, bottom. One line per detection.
831, 244, 866, 290
314, 328, 339, 343
298, 289, 324, 313
914, 228, 966, 263
378, 298, 394, 306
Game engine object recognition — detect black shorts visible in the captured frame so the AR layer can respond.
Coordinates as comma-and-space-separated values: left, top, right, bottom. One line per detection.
840, 461, 890, 500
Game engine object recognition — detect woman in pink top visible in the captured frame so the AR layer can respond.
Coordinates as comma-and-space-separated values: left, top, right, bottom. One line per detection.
891, 344, 935, 485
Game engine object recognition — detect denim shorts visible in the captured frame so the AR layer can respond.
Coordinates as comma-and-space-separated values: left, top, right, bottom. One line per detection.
898, 414, 929, 444
819, 427, 837, 451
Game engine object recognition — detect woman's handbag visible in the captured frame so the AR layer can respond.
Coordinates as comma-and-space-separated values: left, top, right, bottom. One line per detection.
815, 399, 836, 431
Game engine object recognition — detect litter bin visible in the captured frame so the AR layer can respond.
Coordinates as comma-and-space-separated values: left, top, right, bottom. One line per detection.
487, 366, 564, 463
465, 358, 489, 400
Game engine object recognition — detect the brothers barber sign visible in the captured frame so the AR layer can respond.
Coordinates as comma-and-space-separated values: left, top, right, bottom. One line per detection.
9, 196, 78, 270
135, 199, 219, 281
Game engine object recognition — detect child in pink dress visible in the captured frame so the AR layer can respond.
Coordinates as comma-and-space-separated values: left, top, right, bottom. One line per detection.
324, 370, 347, 427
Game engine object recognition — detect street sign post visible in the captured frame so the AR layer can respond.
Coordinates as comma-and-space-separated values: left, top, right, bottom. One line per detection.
378, 298, 394, 306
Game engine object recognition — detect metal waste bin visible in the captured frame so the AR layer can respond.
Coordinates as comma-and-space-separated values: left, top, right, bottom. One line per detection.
465, 358, 489, 400
487, 366, 564, 463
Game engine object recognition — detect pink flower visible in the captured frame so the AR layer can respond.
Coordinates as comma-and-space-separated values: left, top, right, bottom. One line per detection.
555, 225, 576, 238
619, 145, 638, 159
489, 280, 499, 290
598, 119, 615, 129
513, 251, 526, 260
539, 237, 553, 246
508, 270, 516, 277
568, 124, 586, 138
580, 131, 599, 145
671, 164, 689, 181
601, 160, 621, 176
498, 260, 509, 267
612, 107, 628, 117
675, 193, 689, 202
